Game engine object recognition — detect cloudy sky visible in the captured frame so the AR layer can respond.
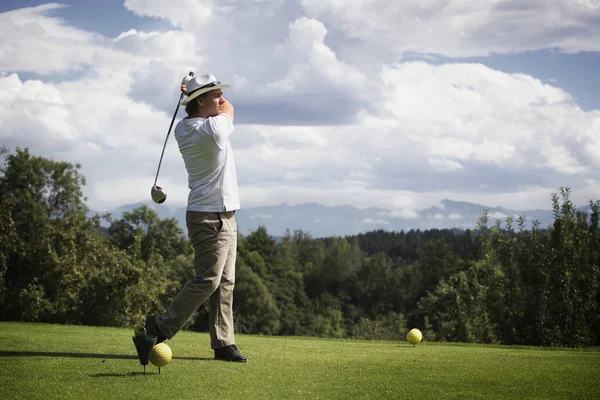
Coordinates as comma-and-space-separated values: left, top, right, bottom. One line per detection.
1, 0, 599, 216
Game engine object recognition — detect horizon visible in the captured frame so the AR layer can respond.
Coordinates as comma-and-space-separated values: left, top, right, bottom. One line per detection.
91, 192, 594, 214
90, 195, 595, 238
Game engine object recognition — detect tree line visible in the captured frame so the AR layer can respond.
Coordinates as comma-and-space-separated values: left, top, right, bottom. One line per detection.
1, 148, 598, 346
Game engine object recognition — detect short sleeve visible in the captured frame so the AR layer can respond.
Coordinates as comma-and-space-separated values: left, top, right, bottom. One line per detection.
202, 114, 234, 148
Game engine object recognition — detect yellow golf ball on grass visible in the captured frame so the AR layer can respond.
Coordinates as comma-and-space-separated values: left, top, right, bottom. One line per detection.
406, 328, 423, 345
150, 343, 172, 368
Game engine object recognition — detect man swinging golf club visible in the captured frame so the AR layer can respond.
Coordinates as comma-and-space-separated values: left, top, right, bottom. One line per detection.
146, 73, 246, 362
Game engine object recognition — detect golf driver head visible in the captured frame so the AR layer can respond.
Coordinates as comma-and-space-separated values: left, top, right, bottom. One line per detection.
151, 185, 167, 204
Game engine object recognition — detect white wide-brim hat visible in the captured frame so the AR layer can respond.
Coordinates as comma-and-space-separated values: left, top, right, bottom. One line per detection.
181, 74, 230, 105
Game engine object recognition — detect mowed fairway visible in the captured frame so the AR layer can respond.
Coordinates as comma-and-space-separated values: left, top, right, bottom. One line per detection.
0, 323, 598, 399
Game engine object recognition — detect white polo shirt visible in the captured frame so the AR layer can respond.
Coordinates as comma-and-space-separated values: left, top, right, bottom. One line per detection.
174, 114, 240, 212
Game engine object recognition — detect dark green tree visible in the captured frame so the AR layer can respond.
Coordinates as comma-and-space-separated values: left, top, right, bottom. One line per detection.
352, 252, 396, 318
233, 259, 280, 335
107, 205, 191, 263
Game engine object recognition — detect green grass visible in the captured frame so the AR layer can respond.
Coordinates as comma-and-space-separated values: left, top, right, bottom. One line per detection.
1, 322, 599, 399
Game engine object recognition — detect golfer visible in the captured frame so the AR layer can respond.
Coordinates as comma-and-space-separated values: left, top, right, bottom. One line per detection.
146, 74, 245, 362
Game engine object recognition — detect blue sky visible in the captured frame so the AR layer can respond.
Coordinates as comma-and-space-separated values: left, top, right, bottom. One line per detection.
0, 0, 168, 36
1, 0, 599, 219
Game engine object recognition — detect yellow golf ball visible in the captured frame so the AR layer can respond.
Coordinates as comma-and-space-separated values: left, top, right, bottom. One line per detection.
406, 328, 423, 345
150, 343, 172, 367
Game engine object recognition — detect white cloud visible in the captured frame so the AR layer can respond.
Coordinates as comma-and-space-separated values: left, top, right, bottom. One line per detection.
373, 62, 598, 176
230, 61, 599, 212
124, 0, 213, 29
582, 118, 600, 164
0, 72, 188, 210
576, 0, 600, 9
489, 212, 509, 219
121, 2, 362, 124
362, 218, 390, 225
429, 158, 464, 173
0, 3, 202, 78
251, 214, 274, 220
266, 17, 367, 96
223, 16, 369, 124
541, 144, 588, 175
387, 209, 420, 219
127, 60, 201, 112
114, 29, 199, 64
122, 0, 293, 80
0, 74, 76, 144
301, 0, 600, 57
0, 4, 105, 74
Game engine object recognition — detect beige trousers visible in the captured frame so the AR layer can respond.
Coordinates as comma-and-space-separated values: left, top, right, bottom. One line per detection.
157, 211, 237, 349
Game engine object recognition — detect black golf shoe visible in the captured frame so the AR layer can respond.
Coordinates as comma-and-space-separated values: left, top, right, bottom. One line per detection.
145, 315, 167, 344
214, 345, 247, 362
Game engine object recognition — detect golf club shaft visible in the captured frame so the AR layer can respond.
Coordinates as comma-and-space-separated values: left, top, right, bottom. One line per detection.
153, 72, 194, 187
153, 92, 184, 187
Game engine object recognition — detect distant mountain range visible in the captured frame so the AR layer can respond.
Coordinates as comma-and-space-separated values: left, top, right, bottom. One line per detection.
89, 199, 593, 238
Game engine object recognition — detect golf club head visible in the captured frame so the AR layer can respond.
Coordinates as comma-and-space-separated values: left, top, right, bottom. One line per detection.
151, 185, 167, 204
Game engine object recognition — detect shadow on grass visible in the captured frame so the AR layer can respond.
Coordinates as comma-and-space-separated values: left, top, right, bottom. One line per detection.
0, 351, 137, 360
0, 351, 212, 361
90, 372, 156, 378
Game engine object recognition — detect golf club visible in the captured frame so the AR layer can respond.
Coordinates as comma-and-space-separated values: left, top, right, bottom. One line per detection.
151, 71, 194, 204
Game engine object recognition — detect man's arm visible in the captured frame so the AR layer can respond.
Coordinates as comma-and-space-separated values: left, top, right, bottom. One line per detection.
205, 100, 235, 148
221, 99, 234, 122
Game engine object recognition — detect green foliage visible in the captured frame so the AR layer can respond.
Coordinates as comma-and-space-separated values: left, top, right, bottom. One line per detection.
348, 313, 406, 341
422, 187, 599, 346
107, 205, 192, 262
233, 260, 280, 335
76, 232, 171, 327
0, 148, 172, 327
541, 189, 599, 346
306, 237, 362, 298
312, 293, 346, 338
418, 260, 505, 343
163, 253, 195, 287
351, 253, 397, 317
352, 228, 476, 260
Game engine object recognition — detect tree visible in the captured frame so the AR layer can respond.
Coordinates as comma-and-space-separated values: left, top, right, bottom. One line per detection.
108, 205, 192, 263
269, 232, 312, 335
540, 189, 599, 346
352, 252, 396, 318
435, 188, 600, 346
0, 148, 88, 321
307, 237, 363, 297
233, 260, 280, 335
0, 148, 173, 326
418, 260, 505, 343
